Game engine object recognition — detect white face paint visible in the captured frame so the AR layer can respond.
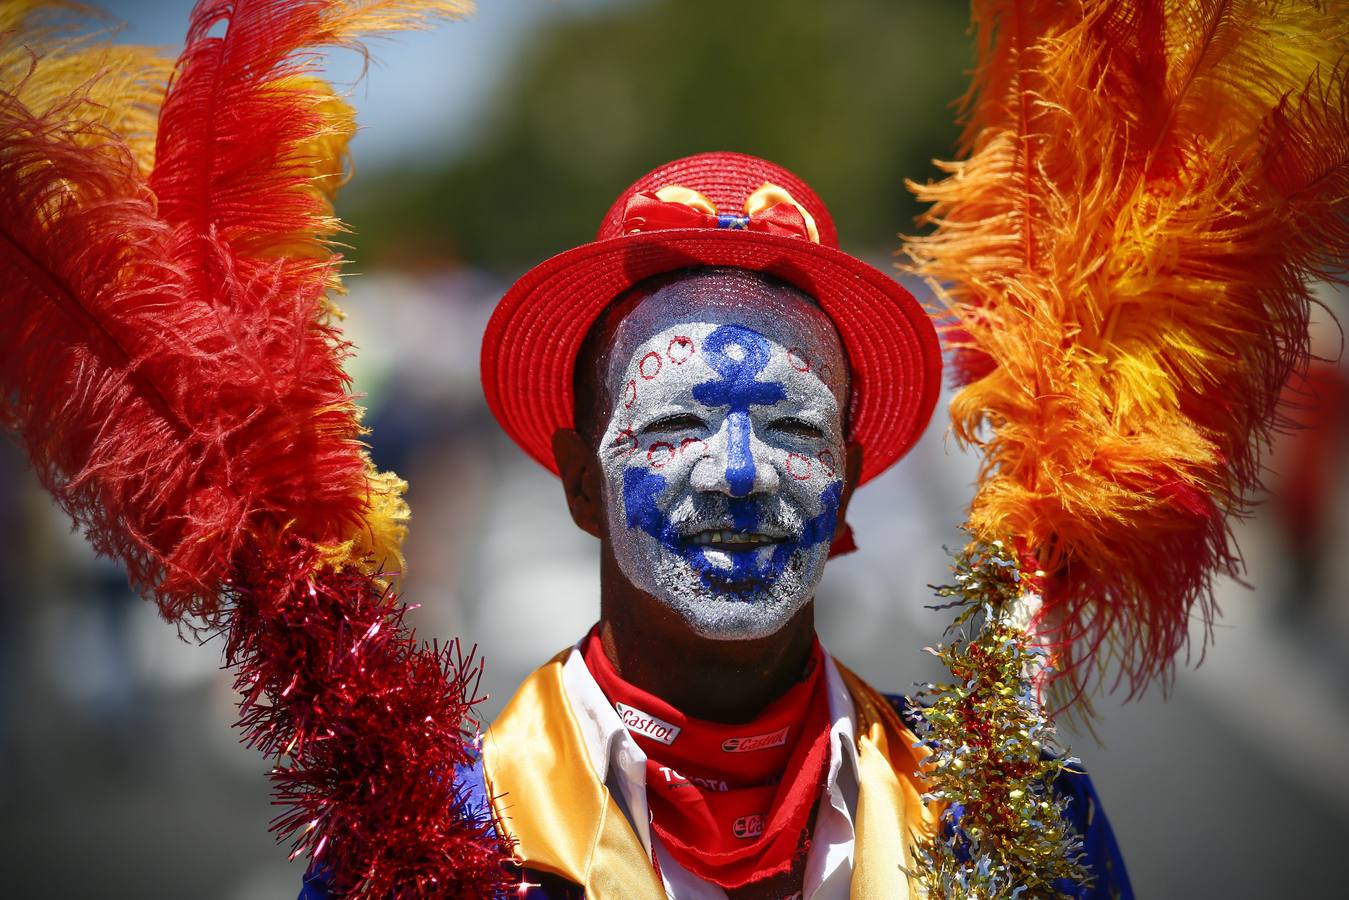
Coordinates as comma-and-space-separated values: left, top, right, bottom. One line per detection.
595, 270, 848, 640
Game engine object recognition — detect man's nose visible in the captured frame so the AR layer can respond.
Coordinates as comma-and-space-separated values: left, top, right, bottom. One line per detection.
690, 411, 780, 498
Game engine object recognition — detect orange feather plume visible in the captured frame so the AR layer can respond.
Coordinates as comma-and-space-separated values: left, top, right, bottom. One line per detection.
905, 0, 1349, 704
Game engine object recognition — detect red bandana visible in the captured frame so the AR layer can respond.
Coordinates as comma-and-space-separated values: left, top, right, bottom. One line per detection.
582, 630, 832, 892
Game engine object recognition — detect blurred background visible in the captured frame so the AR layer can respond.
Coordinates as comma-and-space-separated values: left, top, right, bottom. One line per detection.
2, 1, 1347, 897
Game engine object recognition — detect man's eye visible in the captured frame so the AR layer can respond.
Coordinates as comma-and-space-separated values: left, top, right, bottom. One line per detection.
769, 417, 825, 439
642, 413, 707, 434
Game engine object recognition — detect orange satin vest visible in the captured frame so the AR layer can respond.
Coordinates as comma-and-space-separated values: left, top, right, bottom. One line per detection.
481, 653, 936, 899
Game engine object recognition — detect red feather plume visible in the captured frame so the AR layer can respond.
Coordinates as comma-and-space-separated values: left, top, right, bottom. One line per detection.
3, 2, 513, 896
0, 77, 253, 616
1, 3, 372, 621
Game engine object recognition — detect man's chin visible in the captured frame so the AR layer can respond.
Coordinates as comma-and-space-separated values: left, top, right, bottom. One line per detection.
660, 590, 808, 642
619, 544, 825, 639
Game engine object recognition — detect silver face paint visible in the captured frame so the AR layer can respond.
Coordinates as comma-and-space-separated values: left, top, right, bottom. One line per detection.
596, 270, 848, 640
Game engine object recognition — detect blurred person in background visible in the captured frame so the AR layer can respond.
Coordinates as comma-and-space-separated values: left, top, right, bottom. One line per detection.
1271, 306, 1349, 618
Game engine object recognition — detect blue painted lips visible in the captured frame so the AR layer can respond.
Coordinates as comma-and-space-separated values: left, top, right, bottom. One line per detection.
622, 468, 841, 595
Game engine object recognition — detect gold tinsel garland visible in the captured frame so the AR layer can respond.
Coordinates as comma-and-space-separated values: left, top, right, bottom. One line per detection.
908, 540, 1091, 898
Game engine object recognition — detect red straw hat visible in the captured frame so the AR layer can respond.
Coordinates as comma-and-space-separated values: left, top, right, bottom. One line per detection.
481, 151, 941, 485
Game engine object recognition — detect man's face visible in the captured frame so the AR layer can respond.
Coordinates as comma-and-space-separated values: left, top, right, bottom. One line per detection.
595, 271, 848, 640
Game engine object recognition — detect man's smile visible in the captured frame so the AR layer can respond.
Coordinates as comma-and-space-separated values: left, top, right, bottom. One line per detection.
686, 529, 786, 551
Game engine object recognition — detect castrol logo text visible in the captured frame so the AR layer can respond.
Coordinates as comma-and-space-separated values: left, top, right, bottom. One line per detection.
721, 725, 790, 753
732, 814, 766, 839
614, 702, 681, 745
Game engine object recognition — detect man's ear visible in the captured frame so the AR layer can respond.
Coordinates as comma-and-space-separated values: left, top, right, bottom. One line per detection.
552, 428, 605, 539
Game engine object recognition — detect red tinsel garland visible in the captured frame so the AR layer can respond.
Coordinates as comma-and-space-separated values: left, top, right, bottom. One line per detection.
225, 544, 512, 897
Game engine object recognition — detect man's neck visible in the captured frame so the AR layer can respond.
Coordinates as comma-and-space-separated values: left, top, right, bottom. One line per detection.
596, 550, 817, 723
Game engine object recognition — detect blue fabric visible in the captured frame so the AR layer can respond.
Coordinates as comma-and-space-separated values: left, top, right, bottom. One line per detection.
1052, 761, 1133, 899
297, 866, 333, 900
301, 696, 1132, 899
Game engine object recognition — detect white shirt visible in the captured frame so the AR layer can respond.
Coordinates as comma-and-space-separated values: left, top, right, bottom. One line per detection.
559, 645, 861, 900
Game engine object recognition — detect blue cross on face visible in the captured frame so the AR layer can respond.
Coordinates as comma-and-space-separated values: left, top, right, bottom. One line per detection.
691, 325, 786, 496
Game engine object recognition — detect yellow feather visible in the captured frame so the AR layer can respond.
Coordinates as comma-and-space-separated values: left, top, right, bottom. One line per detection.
0, 2, 172, 174
316, 461, 411, 583
322, 0, 475, 41
241, 2, 472, 310
262, 74, 357, 278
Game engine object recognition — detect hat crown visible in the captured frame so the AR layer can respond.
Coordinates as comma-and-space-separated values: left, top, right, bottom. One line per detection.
597, 151, 839, 248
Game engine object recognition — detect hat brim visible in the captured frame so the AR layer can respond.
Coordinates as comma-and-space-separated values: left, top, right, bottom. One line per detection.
481, 228, 941, 485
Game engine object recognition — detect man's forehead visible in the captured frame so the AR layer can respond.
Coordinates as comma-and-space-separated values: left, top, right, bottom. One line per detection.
602, 270, 847, 391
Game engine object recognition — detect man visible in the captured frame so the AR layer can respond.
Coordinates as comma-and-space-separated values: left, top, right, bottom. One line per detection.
470, 152, 1130, 899
303, 152, 1130, 899
490, 267, 940, 897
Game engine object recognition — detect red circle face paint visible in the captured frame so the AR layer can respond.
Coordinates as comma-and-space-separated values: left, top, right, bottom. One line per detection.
639, 351, 663, 380
786, 453, 813, 480
787, 347, 810, 372
668, 335, 695, 364
679, 437, 706, 456
647, 441, 675, 468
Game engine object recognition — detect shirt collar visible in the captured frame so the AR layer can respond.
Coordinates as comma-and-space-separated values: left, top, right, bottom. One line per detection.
559, 638, 862, 836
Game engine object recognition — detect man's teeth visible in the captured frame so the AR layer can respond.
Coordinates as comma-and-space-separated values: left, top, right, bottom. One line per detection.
692, 531, 776, 546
